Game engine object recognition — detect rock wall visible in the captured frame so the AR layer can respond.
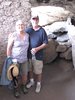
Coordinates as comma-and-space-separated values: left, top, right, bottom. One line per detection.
0, 0, 31, 74
0, 0, 75, 73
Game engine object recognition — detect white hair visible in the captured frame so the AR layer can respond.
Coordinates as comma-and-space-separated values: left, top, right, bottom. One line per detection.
16, 20, 23, 26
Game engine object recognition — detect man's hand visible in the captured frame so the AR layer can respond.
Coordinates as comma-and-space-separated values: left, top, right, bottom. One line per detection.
31, 48, 38, 55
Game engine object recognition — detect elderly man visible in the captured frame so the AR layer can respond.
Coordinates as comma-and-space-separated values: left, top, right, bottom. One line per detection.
26, 15, 48, 93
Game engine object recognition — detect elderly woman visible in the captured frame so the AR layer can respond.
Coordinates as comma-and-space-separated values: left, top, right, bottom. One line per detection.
7, 20, 29, 97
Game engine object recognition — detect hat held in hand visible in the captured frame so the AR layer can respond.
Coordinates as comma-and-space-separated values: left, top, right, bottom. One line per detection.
7, 64, 19, 80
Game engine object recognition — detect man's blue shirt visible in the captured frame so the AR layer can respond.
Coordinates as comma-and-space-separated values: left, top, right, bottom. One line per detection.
26, 27, 48, 60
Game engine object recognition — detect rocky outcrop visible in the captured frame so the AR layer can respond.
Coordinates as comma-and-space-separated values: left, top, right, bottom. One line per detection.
43, 39, 58, 64
31, 6, 71, 26
43, 38, 72, 64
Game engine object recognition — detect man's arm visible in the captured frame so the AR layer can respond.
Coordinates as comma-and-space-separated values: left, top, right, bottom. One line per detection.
31, 43, 48, 54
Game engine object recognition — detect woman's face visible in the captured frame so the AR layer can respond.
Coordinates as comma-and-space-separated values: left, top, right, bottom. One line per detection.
16, 24, 24, 32
16, 20, 25, 32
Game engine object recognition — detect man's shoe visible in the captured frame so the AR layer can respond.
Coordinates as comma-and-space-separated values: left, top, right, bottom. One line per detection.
26, 81, 34, 89
14, 88, 20, 98
21, 85, 28, 94
35, 84, 41, 93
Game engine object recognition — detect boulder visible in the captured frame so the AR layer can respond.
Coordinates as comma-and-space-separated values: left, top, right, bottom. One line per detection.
59, 47, 72, 60
56, 33, 69, 42
56, 44, 68, 52
43, 39, 58, 64
43, 21, 68, 36
31, 6, 70, 26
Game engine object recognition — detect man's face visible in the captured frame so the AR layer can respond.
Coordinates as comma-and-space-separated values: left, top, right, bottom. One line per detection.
31, 17, 39, 27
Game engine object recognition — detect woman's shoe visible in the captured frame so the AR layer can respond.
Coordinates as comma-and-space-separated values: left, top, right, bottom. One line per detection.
21, 85, 28, 94
14, 88, 20, 98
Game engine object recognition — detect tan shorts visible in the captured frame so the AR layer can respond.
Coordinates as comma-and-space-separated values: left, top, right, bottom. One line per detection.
17, 61, 28, 76
28, 59, 43, 74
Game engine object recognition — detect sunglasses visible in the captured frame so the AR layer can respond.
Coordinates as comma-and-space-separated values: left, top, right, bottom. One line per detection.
32, 17, 39, 20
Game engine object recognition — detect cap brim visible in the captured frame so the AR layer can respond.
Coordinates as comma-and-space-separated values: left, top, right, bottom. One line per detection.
31, 15, 39, 19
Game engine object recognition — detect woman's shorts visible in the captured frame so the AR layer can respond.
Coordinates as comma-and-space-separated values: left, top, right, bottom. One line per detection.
28, 59, 43, 74
17, 61, 28, 76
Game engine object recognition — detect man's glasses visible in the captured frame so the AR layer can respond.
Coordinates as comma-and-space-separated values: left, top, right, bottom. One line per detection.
32, 18, 39, 20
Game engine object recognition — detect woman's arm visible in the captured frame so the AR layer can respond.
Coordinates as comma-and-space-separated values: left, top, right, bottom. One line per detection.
7, 34, 14, 57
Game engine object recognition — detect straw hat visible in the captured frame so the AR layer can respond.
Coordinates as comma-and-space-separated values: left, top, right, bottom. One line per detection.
7, 64, 19, 80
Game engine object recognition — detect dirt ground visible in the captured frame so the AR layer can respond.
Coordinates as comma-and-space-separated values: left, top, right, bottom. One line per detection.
0, 1, 75, 100
0, 58, 75, 100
